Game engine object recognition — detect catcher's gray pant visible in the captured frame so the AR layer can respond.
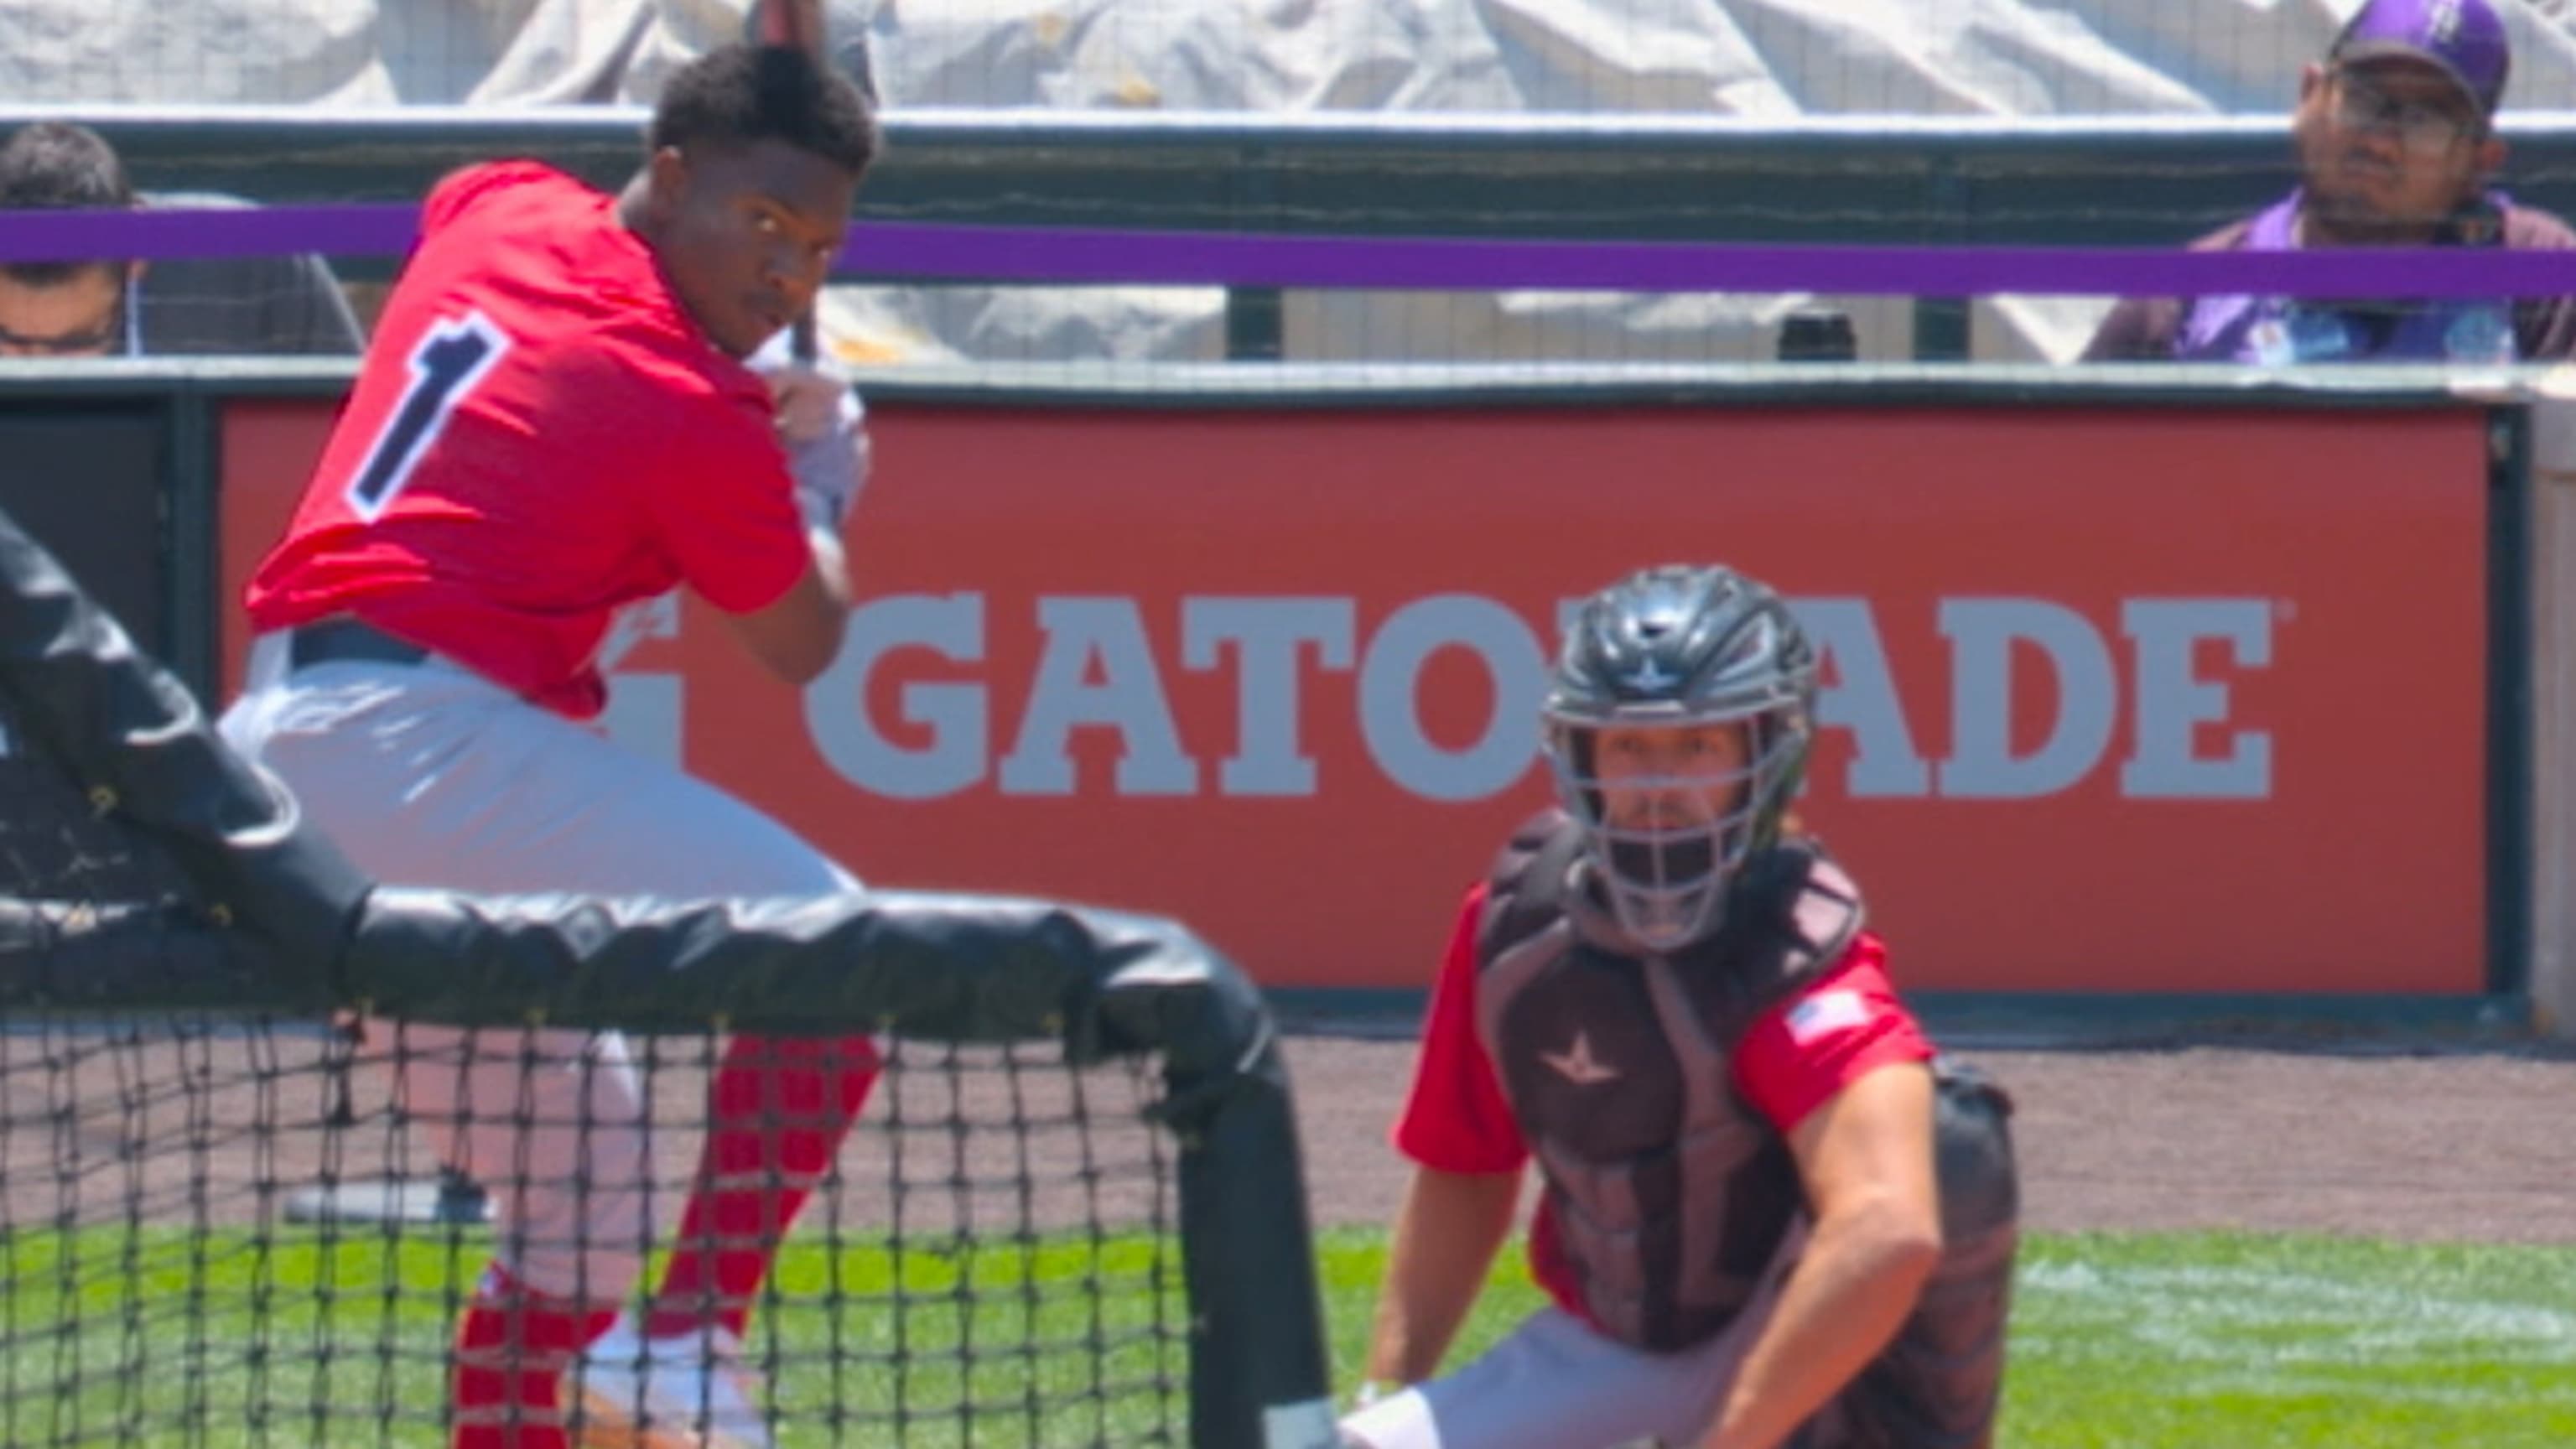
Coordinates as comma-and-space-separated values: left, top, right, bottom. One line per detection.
221, 636, 860, 1304
1342, 1067, 2016, 1449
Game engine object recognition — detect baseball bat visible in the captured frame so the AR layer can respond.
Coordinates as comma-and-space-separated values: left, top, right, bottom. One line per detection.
756, 0, 828, 361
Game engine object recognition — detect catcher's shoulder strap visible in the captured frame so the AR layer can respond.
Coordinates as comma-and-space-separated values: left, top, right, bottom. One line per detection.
1779, 839, 1866, 965
1646, 839, 1871, 1041
1474, 808, 1587, 972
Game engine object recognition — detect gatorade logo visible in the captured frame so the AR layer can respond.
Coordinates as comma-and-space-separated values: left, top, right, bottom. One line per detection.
760, 593, 2275, 803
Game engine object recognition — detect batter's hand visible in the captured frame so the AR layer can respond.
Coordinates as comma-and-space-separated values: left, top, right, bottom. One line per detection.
787, 394, 870, 533
764, 356, 850, 447
750, 334, 871, 531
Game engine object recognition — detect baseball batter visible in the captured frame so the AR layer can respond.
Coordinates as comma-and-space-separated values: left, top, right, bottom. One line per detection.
1339, 565, 2021, 1449
220, 43, 879, 1449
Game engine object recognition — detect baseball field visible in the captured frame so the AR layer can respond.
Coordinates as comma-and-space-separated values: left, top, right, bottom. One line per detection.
8, 1035, 2572, 1446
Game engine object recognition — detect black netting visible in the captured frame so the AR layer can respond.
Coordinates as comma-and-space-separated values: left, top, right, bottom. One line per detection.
0, 700, 1192, 1446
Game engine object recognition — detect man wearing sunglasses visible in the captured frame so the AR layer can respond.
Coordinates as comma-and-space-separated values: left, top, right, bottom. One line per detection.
0, 122, 361, 358
2085, 0, 2576, 365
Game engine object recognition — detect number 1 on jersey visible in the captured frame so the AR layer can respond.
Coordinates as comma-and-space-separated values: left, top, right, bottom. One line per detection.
345, 312, 512, 522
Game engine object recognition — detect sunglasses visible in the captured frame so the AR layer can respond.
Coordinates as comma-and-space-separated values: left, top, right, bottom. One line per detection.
2329, 69, 2483, 156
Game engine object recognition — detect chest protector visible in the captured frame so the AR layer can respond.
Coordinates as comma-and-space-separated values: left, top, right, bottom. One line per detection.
1474, 808, 1863, 1353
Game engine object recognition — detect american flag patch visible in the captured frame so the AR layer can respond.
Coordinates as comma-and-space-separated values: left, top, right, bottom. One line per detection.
1784, 989, 1869, 1046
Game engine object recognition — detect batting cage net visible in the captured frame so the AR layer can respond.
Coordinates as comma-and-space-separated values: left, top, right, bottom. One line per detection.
0, 508, 1333, 1447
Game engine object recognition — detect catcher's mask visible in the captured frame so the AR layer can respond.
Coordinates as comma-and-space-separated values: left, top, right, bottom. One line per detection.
1541, 564, 1817, 951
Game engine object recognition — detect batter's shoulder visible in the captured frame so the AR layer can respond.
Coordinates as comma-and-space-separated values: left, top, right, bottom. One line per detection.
422, 161, 595, 236
595, 310, 770, 413
543, 314, 756, 422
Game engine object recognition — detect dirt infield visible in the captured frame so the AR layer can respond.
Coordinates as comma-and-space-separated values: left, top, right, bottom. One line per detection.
1280, 1036, 2576, 1244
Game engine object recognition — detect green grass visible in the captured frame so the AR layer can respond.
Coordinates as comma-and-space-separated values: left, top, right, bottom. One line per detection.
1997, 1233, 2576, 1448
1312, 1229, 2576, 1449
4, 1227, 2574, 1446
0, 1225, 1190, 1447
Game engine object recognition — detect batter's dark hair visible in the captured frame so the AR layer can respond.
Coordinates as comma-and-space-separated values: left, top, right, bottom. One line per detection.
0, 122, 136, 286
649, 44, 879, 177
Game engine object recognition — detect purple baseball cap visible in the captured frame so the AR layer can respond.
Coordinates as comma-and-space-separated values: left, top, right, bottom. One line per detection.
2331, 0, 2512, 116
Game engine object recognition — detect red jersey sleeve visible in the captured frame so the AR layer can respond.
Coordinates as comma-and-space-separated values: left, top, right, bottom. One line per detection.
1732, 933, 1934, 1135
586, 337, 811, 616
1389, 884, 1530, 1176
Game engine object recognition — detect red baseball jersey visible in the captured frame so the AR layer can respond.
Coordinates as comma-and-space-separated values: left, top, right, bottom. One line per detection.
244, 162, 808, 719
1392, 880, 1935, 1327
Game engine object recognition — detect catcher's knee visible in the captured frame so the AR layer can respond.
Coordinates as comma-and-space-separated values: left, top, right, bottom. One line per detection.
1909, 1057, 2018, 1384
1931, 1057, 2018, 1254
1840, 1059, 2016, 1446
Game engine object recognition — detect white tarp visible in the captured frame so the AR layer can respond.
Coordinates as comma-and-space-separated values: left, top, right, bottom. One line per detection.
9, 0, 2576, 361
12, 1, 2574, 113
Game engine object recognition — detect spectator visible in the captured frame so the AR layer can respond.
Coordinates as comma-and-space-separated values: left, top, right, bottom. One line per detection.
0, 121, 362, 357
2085, 0, 2576, 365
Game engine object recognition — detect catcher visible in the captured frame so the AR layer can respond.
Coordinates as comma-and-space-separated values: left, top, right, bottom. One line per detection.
1339, 564, 2019, 1449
